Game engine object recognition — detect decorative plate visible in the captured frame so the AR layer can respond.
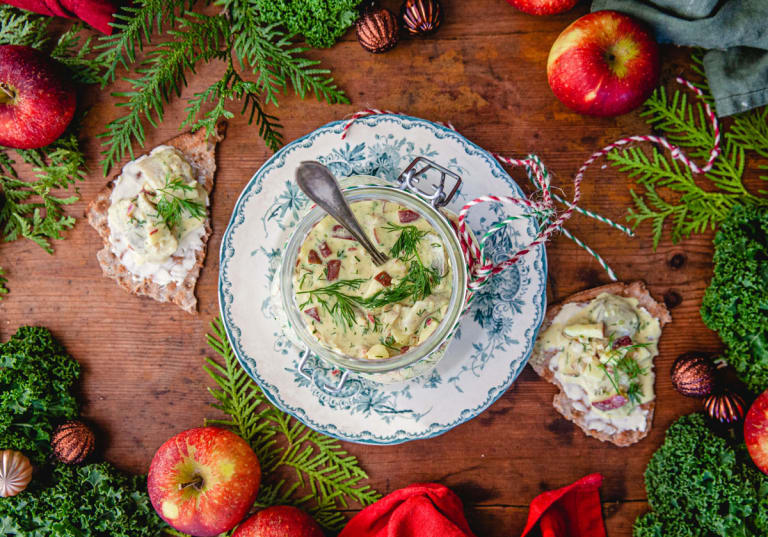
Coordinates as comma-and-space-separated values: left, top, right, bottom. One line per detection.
219, 114, 547, 444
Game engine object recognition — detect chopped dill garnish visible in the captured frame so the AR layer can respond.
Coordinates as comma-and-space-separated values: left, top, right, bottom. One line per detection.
379, 335, 400, 352
383, 222, 429, 259
297, 278, 366, 328
296, 225, 442, 329
153, 175, 205, 231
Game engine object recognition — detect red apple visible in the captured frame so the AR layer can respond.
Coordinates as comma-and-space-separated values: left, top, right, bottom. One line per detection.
0, 45, 76, 149
745, 389, 768, 474
233, 506, 324, 537
147, 427, 261, 537
506, 0, 578, 16
546, 10, 660, 116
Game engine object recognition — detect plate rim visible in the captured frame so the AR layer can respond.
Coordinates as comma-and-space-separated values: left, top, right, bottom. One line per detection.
218, 113, 548, 445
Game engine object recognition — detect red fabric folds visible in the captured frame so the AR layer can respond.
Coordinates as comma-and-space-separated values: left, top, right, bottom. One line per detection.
339, 483, 477, 537
2, 0, 119, 34
521, 473, 607, 537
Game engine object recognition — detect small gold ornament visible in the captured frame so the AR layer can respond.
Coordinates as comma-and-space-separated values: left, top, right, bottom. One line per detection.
671, 352, 717, 398
356, 4, 399, 53
0, 450, 33, 497
704, 390, 745, 424
51, 420, 95, 464
401, 0, 442, 36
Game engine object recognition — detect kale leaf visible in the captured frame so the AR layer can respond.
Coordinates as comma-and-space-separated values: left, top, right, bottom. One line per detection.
635, 414, 768, 537
701, 204, 768, 392
0, 326, 80, 464
0, 463, 166, 537
252, 0, 362, 48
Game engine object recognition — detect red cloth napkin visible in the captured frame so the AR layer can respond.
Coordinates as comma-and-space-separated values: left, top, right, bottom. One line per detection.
2, 0, 119, 34
339, 483, 477, 537
521, 473, 606, 537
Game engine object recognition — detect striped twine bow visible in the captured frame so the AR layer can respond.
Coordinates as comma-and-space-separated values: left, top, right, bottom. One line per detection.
341, 78, 721, 297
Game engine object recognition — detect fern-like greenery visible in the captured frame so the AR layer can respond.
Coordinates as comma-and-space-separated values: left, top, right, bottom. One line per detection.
0, 5, 49, 48
97, 0, 351, 174
98, 12, 230, 172
607, 55, 768, 248
204, 318, 380, 531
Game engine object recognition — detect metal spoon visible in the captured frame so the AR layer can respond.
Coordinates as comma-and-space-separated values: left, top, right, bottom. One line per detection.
295, 161, 389, 266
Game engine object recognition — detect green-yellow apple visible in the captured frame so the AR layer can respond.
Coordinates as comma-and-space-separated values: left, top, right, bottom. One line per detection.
745, 389, 768, 474
547, 10, 660, 116
506, 0, 578, 16
147, 427, 261, 537
0, 45, 75, 149
233, 506, 324, 537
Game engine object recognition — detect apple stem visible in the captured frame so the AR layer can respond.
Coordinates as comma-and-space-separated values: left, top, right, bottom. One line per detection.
0, 83, 14, 104
178, 475, 204, 491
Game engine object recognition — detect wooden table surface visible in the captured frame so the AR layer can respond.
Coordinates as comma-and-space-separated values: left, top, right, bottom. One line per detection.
2, 1, 736, 535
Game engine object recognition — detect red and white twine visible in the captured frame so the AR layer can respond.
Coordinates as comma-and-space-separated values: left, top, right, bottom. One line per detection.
341, 78, 721, 294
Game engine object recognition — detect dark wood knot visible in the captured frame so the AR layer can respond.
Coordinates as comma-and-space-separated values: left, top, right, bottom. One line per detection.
668, 253, 686, 269
663, 290, 682, 309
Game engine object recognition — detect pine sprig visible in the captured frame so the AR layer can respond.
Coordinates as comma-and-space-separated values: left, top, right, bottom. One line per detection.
0, 5, 49, 48
228, 16, 349, 105
0, 131, 84, 252
728, 106, 768, 175
0, 268, 8, 299
94, 0, 195, 87
51, 25, 106, 85
183, 61, 284, 150
607, 74, 768, 247
98, 13, 229, 174
204, 317, 381, 531
97, 0, 350, 174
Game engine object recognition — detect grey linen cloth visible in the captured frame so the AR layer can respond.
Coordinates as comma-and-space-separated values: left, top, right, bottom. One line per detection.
591, 0, 768, 116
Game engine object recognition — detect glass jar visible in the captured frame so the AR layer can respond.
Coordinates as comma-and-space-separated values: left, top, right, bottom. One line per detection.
274, 158, 470, 390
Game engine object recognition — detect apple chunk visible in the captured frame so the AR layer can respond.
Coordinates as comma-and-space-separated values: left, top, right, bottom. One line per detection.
745, 389, 768, 475
147, 427, 261, 537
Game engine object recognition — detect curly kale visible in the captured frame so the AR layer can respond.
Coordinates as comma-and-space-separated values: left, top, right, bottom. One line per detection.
0, 463, 166, 537
635, 414, 768, 537
701, 204, 768, 392
252, 0, 362, 48
0, 326, 80, 464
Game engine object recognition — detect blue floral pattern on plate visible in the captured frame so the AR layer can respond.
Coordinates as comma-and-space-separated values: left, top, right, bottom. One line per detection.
219, 114, 547, 444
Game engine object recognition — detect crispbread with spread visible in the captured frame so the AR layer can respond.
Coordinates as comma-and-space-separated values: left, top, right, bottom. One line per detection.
530, 281, 671, 447
86, 124, 226, 313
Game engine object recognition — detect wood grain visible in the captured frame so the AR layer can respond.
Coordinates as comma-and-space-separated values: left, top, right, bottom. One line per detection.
0, 1, 748, 535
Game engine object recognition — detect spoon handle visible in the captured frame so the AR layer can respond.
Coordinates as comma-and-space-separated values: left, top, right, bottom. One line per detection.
295, 161, 389, 266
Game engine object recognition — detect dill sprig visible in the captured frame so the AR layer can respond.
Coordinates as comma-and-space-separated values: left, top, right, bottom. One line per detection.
364, 262, 441, 309
384, 222, 430, 259
297, 225, 442, 328
297, 278, 366, 328
379, 335, 401, 352
366, 222, 441, 307
598, 343, 650, 407
608, 52, 768, 248
153, 176, 206, 231
204, 318, 380, 530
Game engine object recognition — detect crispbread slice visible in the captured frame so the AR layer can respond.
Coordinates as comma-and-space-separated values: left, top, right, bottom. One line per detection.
530, 281, 671, 447
86, 123, 226, 313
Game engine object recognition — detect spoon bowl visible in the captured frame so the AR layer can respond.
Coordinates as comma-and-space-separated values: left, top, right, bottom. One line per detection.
295, 161, 390, 266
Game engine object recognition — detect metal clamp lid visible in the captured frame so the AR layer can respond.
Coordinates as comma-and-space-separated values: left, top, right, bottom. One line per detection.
397, 157, 462, 208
